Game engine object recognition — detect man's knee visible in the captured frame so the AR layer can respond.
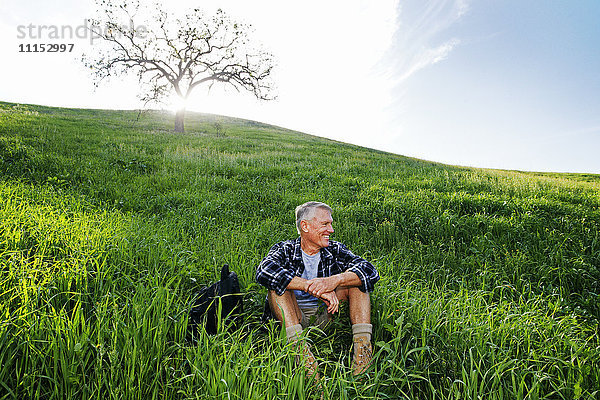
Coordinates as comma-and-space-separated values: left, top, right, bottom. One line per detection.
268, 289, 291, 310
337, 286, 370, 303
268, 290, 301, 326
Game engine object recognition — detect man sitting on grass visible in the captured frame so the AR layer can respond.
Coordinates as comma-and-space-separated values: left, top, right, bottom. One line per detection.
256, 201, 380, 377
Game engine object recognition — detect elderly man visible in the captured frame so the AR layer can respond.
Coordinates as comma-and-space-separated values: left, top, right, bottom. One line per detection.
256, 201, 379, 376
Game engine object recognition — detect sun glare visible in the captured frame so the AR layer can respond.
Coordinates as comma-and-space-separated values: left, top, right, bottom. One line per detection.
170, 96, 188, 114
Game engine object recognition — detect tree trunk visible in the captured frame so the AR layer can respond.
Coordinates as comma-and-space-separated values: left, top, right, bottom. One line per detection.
174, 108, 186, 132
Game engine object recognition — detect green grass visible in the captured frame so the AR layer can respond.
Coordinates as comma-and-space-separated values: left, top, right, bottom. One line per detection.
1, 101, 599, 399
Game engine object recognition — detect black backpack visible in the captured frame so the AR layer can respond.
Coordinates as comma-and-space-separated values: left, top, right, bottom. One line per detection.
188, 264, 243, 337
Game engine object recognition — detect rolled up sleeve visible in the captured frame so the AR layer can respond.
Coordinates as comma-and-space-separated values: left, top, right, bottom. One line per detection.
335, 243, 380, 293
255, 242, 295, 295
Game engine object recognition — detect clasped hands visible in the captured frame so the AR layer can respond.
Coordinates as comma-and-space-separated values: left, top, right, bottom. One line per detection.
305, 276, 340, 314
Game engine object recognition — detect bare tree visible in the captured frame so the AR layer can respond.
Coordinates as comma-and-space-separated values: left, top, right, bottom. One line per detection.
83, 0, 275, 132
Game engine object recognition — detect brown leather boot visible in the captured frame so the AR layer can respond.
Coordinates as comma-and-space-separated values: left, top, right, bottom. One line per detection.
296, 341, 320, 381
352, 336, 372, 375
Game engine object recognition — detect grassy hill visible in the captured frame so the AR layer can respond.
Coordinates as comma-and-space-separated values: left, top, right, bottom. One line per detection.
1, 101, 599, 399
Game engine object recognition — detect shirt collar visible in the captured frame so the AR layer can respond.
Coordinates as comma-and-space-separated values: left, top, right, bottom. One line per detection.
293, 236, 334, 262
292, 237, 303, 262
320, 245, 334, 261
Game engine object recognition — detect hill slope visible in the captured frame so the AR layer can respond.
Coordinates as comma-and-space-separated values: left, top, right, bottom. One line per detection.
1, 102, 599, 399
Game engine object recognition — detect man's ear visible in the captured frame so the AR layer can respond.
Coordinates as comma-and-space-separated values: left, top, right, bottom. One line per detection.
301, 220, 309, 232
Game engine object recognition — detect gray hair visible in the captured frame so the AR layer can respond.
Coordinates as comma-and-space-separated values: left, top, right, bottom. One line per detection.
295, 201, 332, 234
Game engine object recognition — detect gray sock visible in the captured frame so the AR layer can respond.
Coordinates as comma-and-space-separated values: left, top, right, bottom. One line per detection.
352, 323, 372, 342
285, 324, 303, 343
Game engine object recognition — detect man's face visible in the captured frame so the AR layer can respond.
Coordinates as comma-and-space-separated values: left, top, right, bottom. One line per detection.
302, 208, 334, 250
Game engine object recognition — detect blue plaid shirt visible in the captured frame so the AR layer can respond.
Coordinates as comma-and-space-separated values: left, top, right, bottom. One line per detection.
256, 237, 379, 296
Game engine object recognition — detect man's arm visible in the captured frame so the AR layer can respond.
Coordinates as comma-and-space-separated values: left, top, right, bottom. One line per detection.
288, 276, 340, 313
335, 243, 379, 293
306, 271, 361, 297
287, 276, 309, 291
307, 242, 380, 296
256, 241, 297, 295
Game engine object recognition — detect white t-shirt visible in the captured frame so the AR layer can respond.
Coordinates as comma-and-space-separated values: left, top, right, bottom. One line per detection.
294, 250, 321, 309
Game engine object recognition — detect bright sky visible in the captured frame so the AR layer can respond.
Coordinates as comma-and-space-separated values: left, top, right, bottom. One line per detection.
1, 0, 599, 173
